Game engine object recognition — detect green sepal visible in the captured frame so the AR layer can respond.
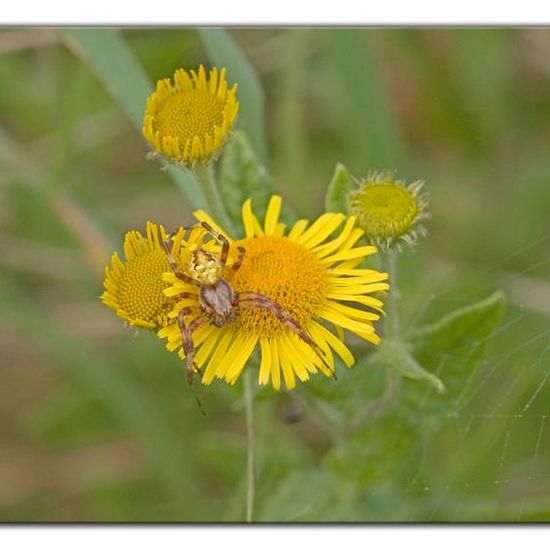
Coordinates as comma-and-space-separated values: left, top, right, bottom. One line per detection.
325, 162, 354, 214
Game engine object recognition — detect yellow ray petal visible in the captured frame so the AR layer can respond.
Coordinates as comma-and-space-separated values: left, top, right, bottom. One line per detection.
319, 307, 376, 338
193, 210, 233, 243
308, 322, 355, 368
264, 195, 282, 235
324, 300, 380, 321
275, 337, 296, 389
328, 282, 390, 295
296, 213, 345, 249
279, 335, 309, 383
283, 335, 317, 374
194, 326, 223, 368
224, 333, 258, 384
270, 339, 281, 390
321, 246, 378, 265
312, 216, 357, 259
201, 328, 234, 384
259, 338, 272, 385
325, 292, 385, 312
287, 219, 309, 241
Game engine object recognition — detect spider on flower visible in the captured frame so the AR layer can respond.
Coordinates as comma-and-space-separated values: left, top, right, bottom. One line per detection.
161, 221, 332, 392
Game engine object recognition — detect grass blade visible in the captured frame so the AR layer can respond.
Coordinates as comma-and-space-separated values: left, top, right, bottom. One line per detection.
198, 28, 267, 164
63, 28, 205, 209
323, 29, 407, 172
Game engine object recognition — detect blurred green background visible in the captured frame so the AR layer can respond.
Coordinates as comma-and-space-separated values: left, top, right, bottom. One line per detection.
0, 28, 549, 522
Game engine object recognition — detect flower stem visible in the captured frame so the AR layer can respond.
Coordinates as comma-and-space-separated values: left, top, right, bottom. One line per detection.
350, 247, 402, 432
194, 160, 254, 522
383, 247, 400, 341
244, 369, 255, 522
194, 162, 235, 235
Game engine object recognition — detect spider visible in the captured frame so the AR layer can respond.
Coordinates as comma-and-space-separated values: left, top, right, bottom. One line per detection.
162, 221, 332, 394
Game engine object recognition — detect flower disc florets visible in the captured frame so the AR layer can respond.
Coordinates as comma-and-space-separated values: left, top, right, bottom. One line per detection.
143, 65, 239, 167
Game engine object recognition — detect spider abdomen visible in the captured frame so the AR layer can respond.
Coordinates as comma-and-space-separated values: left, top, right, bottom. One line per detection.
199, 278, 237, 327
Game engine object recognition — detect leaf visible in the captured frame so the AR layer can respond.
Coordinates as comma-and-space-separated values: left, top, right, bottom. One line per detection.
403, 290, 506, 415
372, 340, 445, 393
258, 469, 338, 521
63, 28, 205, 209
325, 162, 354, 214
198, 29, 267, 164
216, 131, 293, 238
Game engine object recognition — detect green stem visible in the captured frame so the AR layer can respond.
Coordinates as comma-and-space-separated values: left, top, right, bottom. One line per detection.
349, 247, 402, 432
194, 160, 254, 521
383, 247, 400, 341
244, 369, 255, 522
194, 162, 235, 235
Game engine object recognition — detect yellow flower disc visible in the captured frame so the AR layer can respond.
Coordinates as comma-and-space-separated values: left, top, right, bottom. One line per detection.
143, 65, 239, 165
102, 222, 186, 329
231, 235, 328, 337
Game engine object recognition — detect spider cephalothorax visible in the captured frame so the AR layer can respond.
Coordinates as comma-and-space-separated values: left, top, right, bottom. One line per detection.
188, 248, 237, 327
162, 221, 331, 393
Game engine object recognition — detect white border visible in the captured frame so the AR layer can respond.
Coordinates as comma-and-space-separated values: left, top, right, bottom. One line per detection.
1, 525, 549, 549
1, 1, 550, 25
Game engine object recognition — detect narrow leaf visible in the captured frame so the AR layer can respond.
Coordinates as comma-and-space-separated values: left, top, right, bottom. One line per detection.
323, 29, 407, 170
63, 28, 205, 209
198, 28, 267, 164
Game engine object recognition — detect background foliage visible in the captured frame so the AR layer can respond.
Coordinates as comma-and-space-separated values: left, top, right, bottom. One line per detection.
0, 28, 549, 522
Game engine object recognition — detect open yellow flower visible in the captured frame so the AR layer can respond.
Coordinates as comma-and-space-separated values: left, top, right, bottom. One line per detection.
143, 65, 239, 166
101, 222, 187, 329
158, 196, 389, 390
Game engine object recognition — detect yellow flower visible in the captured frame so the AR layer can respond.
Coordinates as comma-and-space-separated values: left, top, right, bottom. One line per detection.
101, 222, 187, 329
143, 65, 239, 166
348, 171, 429, 250
158, 196, 389, 390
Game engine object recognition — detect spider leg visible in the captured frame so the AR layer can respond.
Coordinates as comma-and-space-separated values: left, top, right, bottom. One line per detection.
161, 237, 197, 285
238, 292, 333, 374
183, 221, 231, 266
231, 246, 246, 274
177, 307, 209, 415
173, 292, 194, 301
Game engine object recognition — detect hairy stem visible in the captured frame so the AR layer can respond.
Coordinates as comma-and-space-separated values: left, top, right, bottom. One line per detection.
383, 247, 400, 341
349, 247, 402, 433
194, 162, 234, 235
244, 369, 255, 522
348, 369, 400, 432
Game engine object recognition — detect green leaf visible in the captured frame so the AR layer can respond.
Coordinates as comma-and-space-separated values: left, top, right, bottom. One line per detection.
216, 131, 293, 238
372, 340, 445, 393
63, 28, 205, 209
198, 29, 267, 164
404, 290, 506, 415
325, 162, 354, 214
258, 469, 338, 521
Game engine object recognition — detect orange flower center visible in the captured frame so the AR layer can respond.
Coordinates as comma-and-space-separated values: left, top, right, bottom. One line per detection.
229, 235, 328, 337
